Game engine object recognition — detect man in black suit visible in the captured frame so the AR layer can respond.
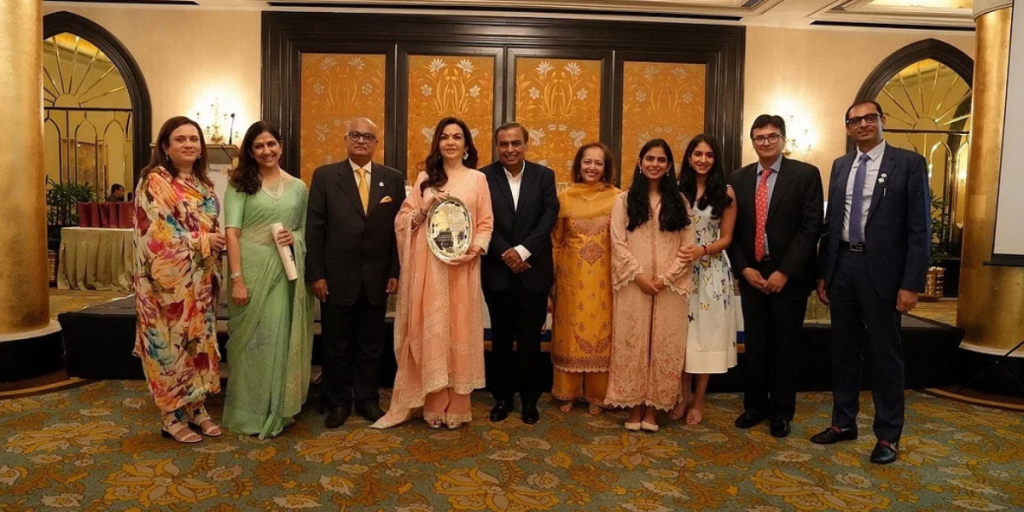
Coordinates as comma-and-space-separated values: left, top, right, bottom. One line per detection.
811, 101, 930, 464
729, 114, 824, 438
306, 117, 406, 428
480, 122, 559, 425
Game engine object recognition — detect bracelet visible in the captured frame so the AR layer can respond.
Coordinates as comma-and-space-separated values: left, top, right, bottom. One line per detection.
230, 272, 243, 280
701, 245, 708, 257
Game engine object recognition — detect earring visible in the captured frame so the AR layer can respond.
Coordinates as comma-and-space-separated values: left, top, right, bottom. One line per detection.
463, 152, 469, 161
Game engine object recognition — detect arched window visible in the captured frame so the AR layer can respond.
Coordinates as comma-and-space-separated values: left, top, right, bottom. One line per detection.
856, 39, 973, 262
43, 12, 151, 197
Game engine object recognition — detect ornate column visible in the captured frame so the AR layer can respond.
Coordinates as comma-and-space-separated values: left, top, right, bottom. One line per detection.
958, 0, 1024, 359
0, 0, 63, 382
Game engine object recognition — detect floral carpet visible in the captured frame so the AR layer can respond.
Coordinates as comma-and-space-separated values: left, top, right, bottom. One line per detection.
1, 382, 1022, 512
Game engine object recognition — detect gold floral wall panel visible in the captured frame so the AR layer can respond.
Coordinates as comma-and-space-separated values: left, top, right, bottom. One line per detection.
407, 56, 495, 181
515, 58, 602, 184
300, 54, 386, 184
620, 62, 706, 189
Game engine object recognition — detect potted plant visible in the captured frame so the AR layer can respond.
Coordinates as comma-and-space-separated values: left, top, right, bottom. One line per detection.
45, 176, 96, 283
921, 191, 952, 301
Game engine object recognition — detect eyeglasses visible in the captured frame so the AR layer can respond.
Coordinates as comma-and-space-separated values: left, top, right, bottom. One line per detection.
846, 113, 882, 127
752, 133, 782, 145
347, 132, 378, 142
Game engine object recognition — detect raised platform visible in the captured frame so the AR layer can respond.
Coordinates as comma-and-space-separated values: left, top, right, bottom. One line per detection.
58, 295, 966, 392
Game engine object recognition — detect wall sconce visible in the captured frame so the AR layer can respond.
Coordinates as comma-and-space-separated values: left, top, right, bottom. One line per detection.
194, 95, 239, 145
782, 114, 814, 158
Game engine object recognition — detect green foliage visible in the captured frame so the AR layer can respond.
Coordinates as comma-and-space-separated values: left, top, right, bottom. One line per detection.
45, 176, 96, 227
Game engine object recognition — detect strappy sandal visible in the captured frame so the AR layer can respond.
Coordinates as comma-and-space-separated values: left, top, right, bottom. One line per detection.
587, 404, 604, 416
668, 401, 688, 421
187, 406, 223, 437
558, 401, 574, 413
426, 417, 445, 430
446, 421, 465, 431
162, 420, 203, 444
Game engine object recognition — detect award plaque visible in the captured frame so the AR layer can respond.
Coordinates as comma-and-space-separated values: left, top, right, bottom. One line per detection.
426, 196, 473, 262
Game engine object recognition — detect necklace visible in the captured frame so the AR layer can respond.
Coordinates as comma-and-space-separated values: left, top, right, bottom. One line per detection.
579, 186, 607, 202
262, 171, 285, 199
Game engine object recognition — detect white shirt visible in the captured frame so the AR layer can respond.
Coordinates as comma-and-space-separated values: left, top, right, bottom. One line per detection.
503, 165, 532, 261
349, 159, 372, 188
842, 141, 886, 242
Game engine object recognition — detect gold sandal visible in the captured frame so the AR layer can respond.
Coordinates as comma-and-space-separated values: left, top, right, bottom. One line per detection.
187, 406, 223, 437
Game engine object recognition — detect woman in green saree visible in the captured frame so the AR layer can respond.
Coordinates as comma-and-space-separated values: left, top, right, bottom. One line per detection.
223, 121, 314, 438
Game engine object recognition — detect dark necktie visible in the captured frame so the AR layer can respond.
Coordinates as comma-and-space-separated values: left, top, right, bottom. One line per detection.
849, 154, 871, 244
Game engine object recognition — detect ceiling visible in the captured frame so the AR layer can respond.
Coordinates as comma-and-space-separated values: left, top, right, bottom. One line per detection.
42, 0, 978, 29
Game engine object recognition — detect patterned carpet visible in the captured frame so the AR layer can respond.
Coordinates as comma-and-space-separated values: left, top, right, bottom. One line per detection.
1, 382, 1022, 512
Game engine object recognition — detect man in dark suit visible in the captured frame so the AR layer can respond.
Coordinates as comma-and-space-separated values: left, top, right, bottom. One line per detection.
480, 122, 559, 425
729, 114, 824, 438
306, 117, 406, 428
811, 101, 930, 464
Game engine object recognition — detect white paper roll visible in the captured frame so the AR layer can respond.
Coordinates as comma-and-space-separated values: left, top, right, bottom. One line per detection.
269, 222, 298, 281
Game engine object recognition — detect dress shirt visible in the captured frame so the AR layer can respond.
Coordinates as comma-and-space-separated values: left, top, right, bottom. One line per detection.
755, 155, 782, 256
503, 165, 532, 261
841, 141, 886, 242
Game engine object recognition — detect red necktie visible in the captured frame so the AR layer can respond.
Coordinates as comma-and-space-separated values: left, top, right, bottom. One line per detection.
754, 169, 771, 261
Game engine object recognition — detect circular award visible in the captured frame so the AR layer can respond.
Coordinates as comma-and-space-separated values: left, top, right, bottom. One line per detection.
426, 196, 474, 262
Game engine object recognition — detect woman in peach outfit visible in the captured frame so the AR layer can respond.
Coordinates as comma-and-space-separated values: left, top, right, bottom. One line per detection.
371, 117, 493, 430
605, 139, 695, 433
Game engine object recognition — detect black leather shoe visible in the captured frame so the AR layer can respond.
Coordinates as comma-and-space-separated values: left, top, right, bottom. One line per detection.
490, 399, 513, 422
870, 440, 899, 464
521, 400, 540, 425
810, 426, 858, 445
356, 402, 385, 422
769, 416, 791, 438
325, 407, 351, 429
734, 410, 766, 429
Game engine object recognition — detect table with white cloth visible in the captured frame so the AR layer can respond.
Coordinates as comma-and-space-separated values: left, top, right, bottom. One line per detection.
57, 227, 134, 292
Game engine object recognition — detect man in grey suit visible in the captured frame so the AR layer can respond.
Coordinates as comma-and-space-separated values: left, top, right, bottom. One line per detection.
306, 118, 406, 428
811, 100, 930, 464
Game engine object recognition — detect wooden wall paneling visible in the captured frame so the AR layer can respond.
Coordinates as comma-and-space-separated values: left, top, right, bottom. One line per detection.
263, 12, 745, 183
506, 48, 613, 184
397, 45, 505, 180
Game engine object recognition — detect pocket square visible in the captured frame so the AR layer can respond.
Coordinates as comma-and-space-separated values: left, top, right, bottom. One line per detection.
380, 196, 393, 204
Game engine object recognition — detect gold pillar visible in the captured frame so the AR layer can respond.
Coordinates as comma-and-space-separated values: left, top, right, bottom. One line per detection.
0, 0, 61, 381
958, 0, 1024, 356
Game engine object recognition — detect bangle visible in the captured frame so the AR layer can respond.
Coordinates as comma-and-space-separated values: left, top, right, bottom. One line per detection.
230, 272, 243, 280
701, 245, 708, 257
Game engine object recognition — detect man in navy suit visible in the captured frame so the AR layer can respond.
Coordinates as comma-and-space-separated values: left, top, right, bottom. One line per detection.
480, 122, 559, 425
811, 101, 930, 464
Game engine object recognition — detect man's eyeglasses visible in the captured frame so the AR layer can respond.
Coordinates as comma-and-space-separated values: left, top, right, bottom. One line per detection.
846, 113, 882, 127
347, 132, 378, 142
752, 133, 782, 145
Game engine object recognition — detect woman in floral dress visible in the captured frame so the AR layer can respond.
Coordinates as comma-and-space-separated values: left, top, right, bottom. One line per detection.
670, 134, 739, 425
134, 116, 224, 444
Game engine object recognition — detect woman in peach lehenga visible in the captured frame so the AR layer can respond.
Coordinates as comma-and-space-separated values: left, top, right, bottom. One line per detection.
371, 117, 493, 430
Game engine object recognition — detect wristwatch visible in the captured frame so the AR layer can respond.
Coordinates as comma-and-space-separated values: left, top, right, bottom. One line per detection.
230, 272, 243, 280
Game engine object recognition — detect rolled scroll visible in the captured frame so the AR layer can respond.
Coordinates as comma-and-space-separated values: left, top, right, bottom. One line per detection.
269, 222, 298, 281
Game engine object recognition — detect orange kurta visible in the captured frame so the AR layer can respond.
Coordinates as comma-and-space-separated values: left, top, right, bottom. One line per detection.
372, 169, 493, 428
605, 192, 694, 411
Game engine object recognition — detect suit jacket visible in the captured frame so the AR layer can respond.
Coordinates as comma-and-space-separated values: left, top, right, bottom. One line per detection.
729, 157, 824, 294
480, 160, 560, 293
305, 160, 406, 306
819, 144, 930, 299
